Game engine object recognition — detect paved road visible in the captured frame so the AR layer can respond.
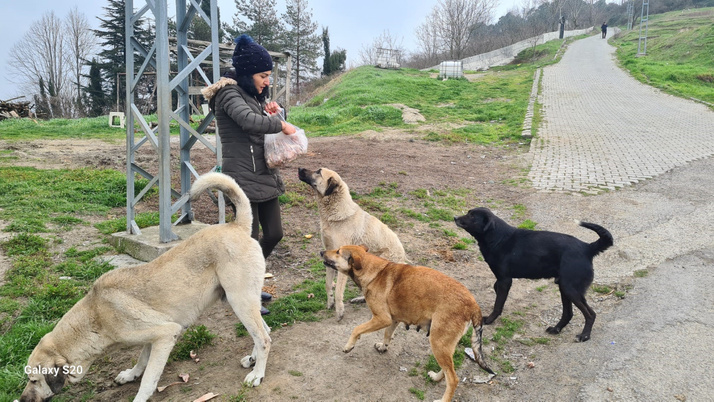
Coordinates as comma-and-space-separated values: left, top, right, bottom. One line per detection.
507, 32, 714, 401
528, 32, 714, 193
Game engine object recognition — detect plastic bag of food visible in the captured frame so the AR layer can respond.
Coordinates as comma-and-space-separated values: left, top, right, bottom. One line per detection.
264, 127, 308, 168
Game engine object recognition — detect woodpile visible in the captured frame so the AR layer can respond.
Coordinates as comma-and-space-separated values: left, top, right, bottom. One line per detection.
0, 97, 32, 121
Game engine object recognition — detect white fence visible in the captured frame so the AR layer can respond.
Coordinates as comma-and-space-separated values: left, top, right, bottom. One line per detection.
425, 27, 594, 71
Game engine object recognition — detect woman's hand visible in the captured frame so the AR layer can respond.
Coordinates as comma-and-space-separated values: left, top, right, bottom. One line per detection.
265, 101, 281, 115
281, 121, 297, 135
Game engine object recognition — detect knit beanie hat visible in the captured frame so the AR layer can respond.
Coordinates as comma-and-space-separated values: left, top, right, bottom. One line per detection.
232, 34, 273, 76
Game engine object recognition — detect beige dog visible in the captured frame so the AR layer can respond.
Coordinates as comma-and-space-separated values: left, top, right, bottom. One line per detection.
321, 245, 494, 402
298, 167, 406, 320
19, 173, 271, 402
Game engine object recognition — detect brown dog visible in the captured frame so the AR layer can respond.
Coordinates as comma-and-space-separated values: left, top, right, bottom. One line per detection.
321, 245, 494, 402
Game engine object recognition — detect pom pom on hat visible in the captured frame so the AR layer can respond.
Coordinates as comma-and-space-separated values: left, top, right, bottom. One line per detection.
232, 34, 273, 76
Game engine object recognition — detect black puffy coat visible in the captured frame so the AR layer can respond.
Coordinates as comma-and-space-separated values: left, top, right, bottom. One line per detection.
202, 77, 284, 202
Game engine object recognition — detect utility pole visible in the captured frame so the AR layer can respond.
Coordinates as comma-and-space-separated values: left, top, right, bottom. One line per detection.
637, 0, 650, 56
124, 0, 222, 242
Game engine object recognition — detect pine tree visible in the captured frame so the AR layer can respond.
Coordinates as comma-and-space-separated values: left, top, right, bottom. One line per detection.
322, 27, 331, 76
329, 49, 347, 74
190, 0, 226, 42
94, 0, 152, 111
230, 0, 284, 51
83, 58, 107, 117
282, 0, 322, 96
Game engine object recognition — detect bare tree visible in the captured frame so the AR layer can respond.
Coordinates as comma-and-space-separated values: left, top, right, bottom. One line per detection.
64, 7, 97, 116
433, 0, 498, 59
358, 29, 405, 66
8, 11, 72, 118
519, 0, 552, 61
564, 0, 588, 28
415, 9, 442, 65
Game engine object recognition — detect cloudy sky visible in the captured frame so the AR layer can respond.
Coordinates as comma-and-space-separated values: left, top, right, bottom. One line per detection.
0, 0, 519, 101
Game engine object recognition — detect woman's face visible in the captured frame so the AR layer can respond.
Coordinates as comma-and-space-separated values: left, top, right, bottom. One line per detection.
253, 71, 271, 94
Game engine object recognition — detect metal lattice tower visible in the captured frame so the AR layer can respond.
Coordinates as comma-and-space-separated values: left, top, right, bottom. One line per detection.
637, 0, 650, 56
125, 0, 222, 243
626, 0, 634, 30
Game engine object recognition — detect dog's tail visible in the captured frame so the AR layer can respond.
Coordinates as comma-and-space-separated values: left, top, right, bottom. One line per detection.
470, 312, 496, 375
579, 221, 614, 257
190, 172, 252, 229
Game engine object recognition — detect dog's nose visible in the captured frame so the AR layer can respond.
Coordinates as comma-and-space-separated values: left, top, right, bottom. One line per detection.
319, 251, 324, 257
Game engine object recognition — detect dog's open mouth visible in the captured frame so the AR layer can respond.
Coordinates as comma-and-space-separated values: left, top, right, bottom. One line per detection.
323, 260, 337, 271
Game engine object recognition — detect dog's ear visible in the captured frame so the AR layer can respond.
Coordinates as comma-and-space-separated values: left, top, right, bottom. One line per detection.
358, 244, 369, 252
344, 247, 364, 271
483, 214, 496, 232
45, 365, 67, 394
323, 177, 338, 196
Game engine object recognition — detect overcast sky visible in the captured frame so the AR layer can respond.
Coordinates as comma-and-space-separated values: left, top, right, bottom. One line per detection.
0, 0, 519, 102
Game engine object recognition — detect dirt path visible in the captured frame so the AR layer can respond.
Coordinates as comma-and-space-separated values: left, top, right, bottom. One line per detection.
0, 136, 653, 401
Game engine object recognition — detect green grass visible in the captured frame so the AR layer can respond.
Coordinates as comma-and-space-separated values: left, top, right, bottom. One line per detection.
289, 65, 534, 143
0, 114, 209, 140
612, 8, 714, 105
234, 255, 357, 337
0, 167, 153, 233
487, 316, 525, 373
409, 387, 426, 400
169, 325, 216, 361
592, 285, 612, 294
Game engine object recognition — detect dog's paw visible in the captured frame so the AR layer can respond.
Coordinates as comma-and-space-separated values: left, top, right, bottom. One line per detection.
342, 344, 354, 353
428, 370, 444, 382
576, 333, 591, 342
114, 369, 140, 384
546, 326, 561, 335
243, 371, 263, 387
326, 297, 335, 310
240, 355, 256, 368
374, 342, 389, 353
483, 315, 496, 325
336, 305, 345, 321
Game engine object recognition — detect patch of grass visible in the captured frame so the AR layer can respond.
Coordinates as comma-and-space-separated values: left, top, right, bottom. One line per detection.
94, 211, 175, 235
278, 191, 306, 207
169, 325, 216, 361
409, 388, 426, 400
612, 8, 714, 105
531, 337, 550, 345
235, 273, 330, 337
592, 285, 611, 294
452, 241, 468, 250
488, 316, 525, 373
634, 269, 649, 278
0, 167, 153, 233
290, 65, 533, 144
380, 212, 398, 225
0, 114, 208, 141
517, 219, 537, 230
288, 370, 303, 377
0, 233, 48, 256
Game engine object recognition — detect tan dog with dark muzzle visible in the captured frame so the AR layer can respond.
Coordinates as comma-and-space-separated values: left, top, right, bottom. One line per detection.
321, 245, 494, 402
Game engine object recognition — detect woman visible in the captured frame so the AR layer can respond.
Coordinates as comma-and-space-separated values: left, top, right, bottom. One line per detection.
202, 34, 296, 315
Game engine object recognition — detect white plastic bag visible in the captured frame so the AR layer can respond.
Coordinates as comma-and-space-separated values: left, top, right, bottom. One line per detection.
264, 127, 308, 168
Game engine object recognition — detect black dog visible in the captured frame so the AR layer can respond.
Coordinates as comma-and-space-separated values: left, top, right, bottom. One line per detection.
454, 207, 613, 342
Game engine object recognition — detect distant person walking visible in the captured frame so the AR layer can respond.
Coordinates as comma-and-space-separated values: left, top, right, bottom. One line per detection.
601, 22, 608, 39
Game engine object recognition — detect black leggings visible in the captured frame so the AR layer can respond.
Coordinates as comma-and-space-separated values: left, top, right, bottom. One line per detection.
250, 197, 283, 258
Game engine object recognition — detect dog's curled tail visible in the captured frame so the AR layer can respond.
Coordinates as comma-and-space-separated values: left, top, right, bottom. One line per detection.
190, 172, 252, 228
579, 221, 614, 257
470, 313, 496, 375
